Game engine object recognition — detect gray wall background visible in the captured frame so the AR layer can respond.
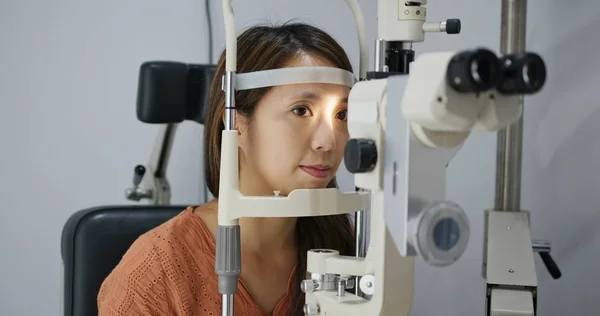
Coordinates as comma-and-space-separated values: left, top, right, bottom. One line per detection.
1, 0, 598, 315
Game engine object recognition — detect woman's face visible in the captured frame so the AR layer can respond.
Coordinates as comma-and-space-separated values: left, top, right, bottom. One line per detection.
238, 53, 350, 196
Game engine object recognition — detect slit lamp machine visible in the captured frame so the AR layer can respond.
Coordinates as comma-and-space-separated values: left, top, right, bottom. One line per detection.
126, 0, 562, 315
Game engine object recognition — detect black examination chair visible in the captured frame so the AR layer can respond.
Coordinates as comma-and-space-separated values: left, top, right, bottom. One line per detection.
61, 61, 215, 316
60, 205, 185, 316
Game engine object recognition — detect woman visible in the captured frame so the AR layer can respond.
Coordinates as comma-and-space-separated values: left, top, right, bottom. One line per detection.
97, 22, 355, 316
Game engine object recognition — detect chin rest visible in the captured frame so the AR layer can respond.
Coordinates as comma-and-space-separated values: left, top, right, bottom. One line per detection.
60, 205, 186, 316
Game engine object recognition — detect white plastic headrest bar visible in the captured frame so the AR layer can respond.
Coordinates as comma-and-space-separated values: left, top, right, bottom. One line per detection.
235, 66, 356, 91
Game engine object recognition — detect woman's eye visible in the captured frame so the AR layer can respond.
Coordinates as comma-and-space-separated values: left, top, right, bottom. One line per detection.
292, 106, 311, 117
336, 109, 348, 121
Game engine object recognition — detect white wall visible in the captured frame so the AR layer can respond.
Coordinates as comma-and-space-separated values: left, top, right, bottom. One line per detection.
0, 1, 210, 315
1, 0, 598, 315
521, 2, 600, 314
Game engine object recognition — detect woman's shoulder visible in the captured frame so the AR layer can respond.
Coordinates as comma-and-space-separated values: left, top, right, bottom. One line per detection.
97, 204, 219, 315
144, 204, 217, 252
107, 204, 216, 271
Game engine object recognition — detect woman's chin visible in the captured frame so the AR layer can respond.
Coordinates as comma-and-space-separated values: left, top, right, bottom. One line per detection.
299, 179, 332, 189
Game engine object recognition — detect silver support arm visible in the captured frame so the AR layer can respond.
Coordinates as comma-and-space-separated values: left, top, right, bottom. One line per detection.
485, 3, 536, 316
125, 123, 177, 205
495, 0, 527, 212
486, 1, 561, 315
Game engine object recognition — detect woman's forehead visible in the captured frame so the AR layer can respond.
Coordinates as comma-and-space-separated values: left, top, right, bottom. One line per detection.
275, 83, 350, 101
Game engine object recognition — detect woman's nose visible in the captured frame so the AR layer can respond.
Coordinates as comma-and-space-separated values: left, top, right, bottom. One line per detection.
311, 119, 336, 151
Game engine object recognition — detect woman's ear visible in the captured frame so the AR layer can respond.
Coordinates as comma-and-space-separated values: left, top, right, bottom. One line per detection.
236, 114, 251, 168
235, 113, 250, 151
235, 112, 247, 135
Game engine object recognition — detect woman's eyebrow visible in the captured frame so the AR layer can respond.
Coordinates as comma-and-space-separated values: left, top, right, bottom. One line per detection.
290, 91, 322, 101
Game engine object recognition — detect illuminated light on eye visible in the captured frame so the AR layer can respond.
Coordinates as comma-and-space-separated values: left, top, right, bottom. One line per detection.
323, 95, 342, 128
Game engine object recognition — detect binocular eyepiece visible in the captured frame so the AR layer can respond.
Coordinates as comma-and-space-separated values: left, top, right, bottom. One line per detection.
446, 48, 546, 95
497, 53, 546, 94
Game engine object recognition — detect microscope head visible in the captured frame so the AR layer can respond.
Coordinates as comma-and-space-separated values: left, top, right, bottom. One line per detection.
400, 48, 547, 148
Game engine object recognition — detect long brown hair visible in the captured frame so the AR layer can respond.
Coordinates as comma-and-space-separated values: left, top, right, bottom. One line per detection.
203, 22, 355, 315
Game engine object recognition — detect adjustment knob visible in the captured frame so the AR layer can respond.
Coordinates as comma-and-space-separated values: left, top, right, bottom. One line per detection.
445, 19, 461, 34
133, 165, 146, 186
344, 139, 377, 173
301, 280, 317, 293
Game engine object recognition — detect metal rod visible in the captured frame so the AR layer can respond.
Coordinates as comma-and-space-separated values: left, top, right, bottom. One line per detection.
152, 124, 178, 178
355, 210, 368, 257
532, 239, 551, 253
495, 0, 527, 212
354, 188, 370, 261
354, 190, 368, 296
223, 71, 236, 130
337, 279, 347, 297
375, 39, 386, 72
222, 294, 233, 316
203, 182, 209, 203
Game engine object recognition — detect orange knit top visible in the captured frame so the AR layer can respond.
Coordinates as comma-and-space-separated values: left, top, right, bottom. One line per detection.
97, 206, 298, 316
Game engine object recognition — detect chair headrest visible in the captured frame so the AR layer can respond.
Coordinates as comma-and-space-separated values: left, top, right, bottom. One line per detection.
136, 61, 216, 125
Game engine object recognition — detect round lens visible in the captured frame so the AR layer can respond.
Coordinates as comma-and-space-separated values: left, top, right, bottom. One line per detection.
433, 218, 460, 251
523, 60, 541, 89
471, 58, 492, 87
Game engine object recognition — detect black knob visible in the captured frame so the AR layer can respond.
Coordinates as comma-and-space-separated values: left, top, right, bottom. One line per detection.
133, 165, 146, 186
344, 139, 377, 173
445, 19, 461, 34
539, 252, 562, 279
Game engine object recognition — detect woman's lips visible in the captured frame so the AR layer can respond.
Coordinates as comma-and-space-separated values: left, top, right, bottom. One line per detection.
299, 165, 331, 178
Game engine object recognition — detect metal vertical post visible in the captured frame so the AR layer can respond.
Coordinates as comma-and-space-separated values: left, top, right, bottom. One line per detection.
495, 0, 528, 212
222, 294, 233, 316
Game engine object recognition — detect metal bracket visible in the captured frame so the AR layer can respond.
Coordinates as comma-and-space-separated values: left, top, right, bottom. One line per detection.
483, 210, 562, 316
484, 210, 538, 316
125, 123, 177, 205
